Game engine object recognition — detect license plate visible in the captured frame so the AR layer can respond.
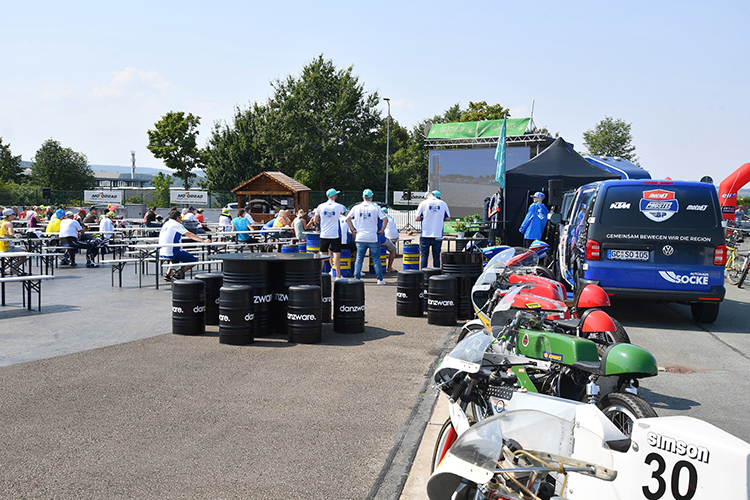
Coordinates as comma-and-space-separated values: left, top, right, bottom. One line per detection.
608, 249, 649, 261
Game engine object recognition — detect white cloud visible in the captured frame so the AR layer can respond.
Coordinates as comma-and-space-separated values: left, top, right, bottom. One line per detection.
91, 67, 174, 98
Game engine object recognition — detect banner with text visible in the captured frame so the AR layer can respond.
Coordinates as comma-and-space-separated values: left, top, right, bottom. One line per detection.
170, 190, 208, 205
84, 190, 123, 204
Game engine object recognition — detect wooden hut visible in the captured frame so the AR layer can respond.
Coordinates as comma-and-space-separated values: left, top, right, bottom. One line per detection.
231, 172, 311, 224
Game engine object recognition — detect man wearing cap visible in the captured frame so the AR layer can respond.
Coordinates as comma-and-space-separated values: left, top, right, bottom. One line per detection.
415, 190, 451, 269
346, 189, 388, 284
83, 207, 99, 225
98, 211, 116, 240
0, 208, 24, 253
520, 191, 550, 247
219, 207, 233, 232
59, 211, 100, 267
314, 188, 348, 279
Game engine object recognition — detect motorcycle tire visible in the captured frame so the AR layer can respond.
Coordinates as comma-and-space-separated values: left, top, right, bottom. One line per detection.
533, 266, 554, 279
457, 322, 484, 343
432, 418, 458, 473
589, 319, 631, 356
599, 392, 657, 437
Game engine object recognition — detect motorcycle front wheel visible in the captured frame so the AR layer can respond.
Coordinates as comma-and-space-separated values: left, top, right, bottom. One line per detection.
431, 418, 458, 473
457, 322, 485, 343
588, 319, 631, 356
599, 392, 657, 437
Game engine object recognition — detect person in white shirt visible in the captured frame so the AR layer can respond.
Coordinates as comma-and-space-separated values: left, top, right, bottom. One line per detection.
415, 190, 451, 269
159, 209, 210, 281
313, 188, 347, 278
59, 211, 100, 267
346, 189, 388, 284
219, 208, 233, 232
382, 207, 399, 272
98, 211, 115, 240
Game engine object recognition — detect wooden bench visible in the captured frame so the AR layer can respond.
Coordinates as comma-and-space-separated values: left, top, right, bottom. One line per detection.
0, 275, 55, 311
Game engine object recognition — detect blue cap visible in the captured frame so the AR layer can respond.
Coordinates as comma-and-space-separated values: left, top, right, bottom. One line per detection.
55, 209, 65, 218
326, 188, 340, 198
362, 189, 374, 198
532, 191, 545, 200
432, 190, 441, 198
381, 207, 388, 213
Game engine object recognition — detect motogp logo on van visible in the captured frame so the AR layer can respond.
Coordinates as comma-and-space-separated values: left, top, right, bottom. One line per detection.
640, 189, 679, 223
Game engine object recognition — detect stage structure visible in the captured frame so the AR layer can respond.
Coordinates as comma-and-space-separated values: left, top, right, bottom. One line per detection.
425, 118, 554, 219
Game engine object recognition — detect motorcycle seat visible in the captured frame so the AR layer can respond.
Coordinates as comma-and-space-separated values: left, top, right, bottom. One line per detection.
606, 437, 632, 453
571, 360, 602, 375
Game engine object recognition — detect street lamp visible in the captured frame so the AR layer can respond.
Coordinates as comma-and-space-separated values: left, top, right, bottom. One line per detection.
384, 97, 391, 206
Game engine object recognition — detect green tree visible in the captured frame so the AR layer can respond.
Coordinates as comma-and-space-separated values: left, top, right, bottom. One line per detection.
147, 111, 205, 189
150, 171, 173, 208
388, 121, 429, 192
263, 55, 381, 191
31, 139, 95, 191
0, 137, 24, 183
204, 104, 268, 193
460, 101, 511, 122
582, 116, 638, 163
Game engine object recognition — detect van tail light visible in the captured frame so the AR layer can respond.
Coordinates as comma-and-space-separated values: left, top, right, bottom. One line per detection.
585, 239, 601, 261
714, 244, 727, 266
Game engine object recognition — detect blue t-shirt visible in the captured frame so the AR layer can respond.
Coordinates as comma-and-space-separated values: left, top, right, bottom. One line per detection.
232, 217, 252, 242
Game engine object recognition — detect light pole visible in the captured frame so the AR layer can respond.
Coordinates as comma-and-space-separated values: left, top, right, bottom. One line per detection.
384, 97, 391, 206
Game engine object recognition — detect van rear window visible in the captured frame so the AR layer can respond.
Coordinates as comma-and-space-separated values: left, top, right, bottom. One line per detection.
599, 186, 719, 230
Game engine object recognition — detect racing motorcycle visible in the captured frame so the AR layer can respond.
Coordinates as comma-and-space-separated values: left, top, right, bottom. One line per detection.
430, 392, 750, 499
461, 248, 628, 352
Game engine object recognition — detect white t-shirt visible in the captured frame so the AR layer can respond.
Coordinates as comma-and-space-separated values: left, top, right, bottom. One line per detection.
316, 199, 347, 239
348, 201, 387, 243
384, 214, 399, 239
244, 212, 256, 224
99, 216, 115, 239
59, 219, 83, 238
339, 217, 353, 245
159, 219, 189, 257
182, 212, 197, 221
219, 215, 233, 231
416, 199, 450, 238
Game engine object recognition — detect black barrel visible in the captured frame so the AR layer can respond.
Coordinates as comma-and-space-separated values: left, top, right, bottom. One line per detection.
172, 279, 206, 336
333, 278, 365, 333
221, 255, 275, 337
219, 285, 254, 345
421, 267, 442, 311
194, 272, 223, 326
321, 273, 332, 323
440, 252, 482, 320
287, 285, 322, 344
396, 270, 424, 317
275, 254, 323, 334
427, 275, 457, 326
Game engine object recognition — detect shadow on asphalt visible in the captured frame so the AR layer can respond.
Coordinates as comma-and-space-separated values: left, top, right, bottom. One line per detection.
0, 304, 80, 319
198, 325, 404, 347
639, 386, 701, 411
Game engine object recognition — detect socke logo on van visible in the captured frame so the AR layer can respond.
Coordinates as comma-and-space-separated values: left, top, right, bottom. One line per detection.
659, 271, 709, 286
640, 189, 679, 223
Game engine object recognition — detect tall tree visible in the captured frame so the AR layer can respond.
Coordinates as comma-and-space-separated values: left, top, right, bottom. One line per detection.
31, 139, 95, 192
204, 104, 268, 193
147, 111, 205, 189
460, 101, 511, 122
263, 55, 381, 191
150, 171, 173, 208
0, 137, 24, 183
582, 116, 638, 163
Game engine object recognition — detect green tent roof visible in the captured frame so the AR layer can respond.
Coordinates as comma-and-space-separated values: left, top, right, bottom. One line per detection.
427, 118, 530, 140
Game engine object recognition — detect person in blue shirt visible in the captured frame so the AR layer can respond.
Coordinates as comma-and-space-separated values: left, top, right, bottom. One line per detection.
519, 191, 550, 247
232, 209, 255, 248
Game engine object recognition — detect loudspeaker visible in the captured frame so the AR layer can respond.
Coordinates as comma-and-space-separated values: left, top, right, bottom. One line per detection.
402, 189, 412, 201
42, 188, 51, 199
547, 179, 563, 206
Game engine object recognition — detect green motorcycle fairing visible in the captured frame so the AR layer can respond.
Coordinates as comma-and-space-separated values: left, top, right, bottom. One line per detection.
515, 329, 600, 365
601, 343, 658, 378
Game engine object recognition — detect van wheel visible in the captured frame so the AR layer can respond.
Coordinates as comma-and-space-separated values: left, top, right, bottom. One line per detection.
691, 302, 720, 323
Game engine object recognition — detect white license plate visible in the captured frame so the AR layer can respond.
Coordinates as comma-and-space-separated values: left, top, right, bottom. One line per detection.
608, 249, 649, 261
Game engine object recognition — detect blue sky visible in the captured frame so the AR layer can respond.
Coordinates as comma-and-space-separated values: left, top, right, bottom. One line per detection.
2, 0, 748, 182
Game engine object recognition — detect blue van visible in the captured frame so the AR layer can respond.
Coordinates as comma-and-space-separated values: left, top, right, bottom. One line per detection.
556, 179, 726, 323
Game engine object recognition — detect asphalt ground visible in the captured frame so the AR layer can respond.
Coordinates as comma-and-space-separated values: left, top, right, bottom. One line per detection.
0, 254, 457, 500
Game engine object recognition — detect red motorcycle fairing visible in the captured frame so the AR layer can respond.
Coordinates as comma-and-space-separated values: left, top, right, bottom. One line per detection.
508, 274, 566, 303
504, 291, 570, 320
575, 283, 611, 309
579, 309, 617, 333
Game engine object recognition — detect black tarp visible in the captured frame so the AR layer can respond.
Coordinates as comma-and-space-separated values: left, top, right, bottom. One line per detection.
504, 137, 619, 246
